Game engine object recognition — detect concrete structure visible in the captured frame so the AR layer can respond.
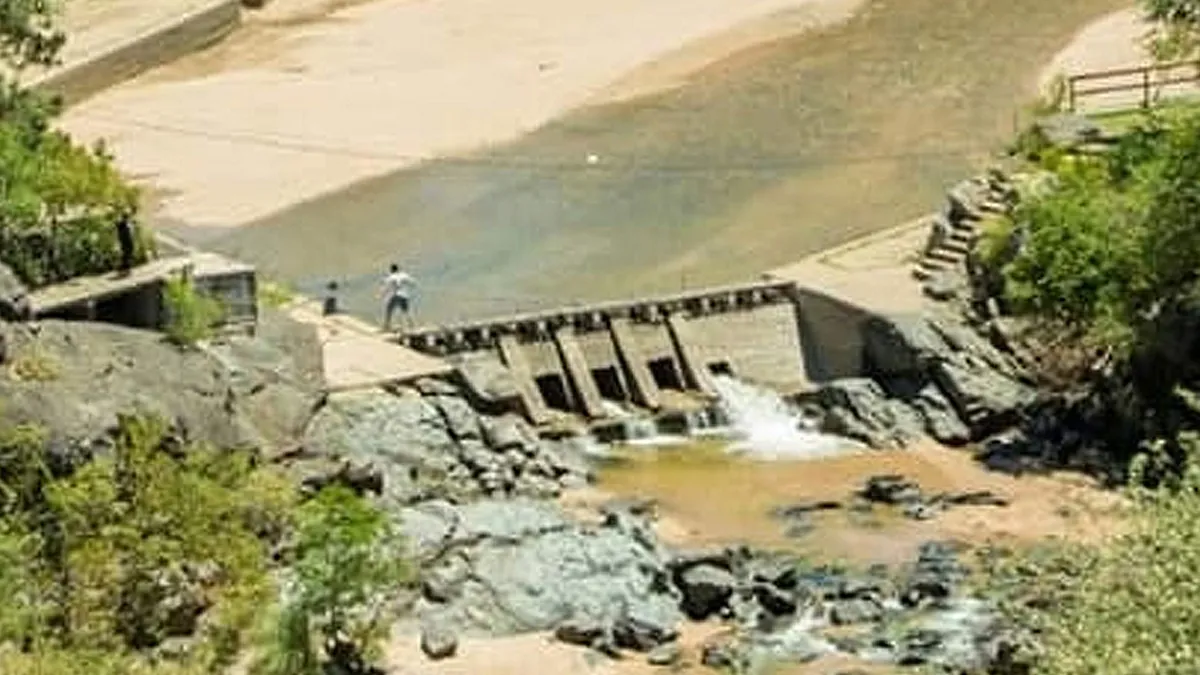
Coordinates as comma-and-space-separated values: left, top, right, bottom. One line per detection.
27, 250, 257, 334
398, 279, 832, 420
24, 0, 242, 107
286, 300, 454, 394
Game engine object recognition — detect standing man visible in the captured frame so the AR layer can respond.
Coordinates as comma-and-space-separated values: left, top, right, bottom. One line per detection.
115, 209, 136, 275
378, 263, 415, 331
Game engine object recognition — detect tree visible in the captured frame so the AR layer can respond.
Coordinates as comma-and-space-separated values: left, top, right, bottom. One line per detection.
0, 414, 297, 672
1143, 0, 1200, 59
0, 0, 152, 287
254, 486, 410, 675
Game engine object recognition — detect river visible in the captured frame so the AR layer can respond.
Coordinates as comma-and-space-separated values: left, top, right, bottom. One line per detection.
195, 0, 1125, 325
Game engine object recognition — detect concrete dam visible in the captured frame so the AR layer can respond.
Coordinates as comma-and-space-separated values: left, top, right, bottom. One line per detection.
398, 279, 876, 425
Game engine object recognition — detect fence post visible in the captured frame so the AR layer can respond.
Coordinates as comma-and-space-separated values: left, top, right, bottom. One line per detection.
1067, 78, 1076, 112
1143, 68, 1151, 108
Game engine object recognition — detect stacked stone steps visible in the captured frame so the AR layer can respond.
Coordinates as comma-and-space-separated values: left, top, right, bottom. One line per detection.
912, 170, 1016, 283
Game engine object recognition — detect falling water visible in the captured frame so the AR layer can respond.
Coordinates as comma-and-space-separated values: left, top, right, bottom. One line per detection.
599, 400, 688, 446
710, 374, 850, 460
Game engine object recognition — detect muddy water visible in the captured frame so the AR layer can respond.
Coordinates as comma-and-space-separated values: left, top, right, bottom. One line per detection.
200, 0, 1124, 324
591, 441, 1124, 567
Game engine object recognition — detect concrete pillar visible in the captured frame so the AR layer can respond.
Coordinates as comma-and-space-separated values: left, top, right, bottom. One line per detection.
553, 326, 606, 419
666, 314, 717, 397
497, 335, 551, 425
608, 317, 661, 410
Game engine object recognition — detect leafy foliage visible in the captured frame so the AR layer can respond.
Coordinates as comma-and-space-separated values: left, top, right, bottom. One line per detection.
993, 457, 1200, 674
163, 275, 225, 347
253, 485, 410, 675
0, 0, 152, 287
1144, 0, 1200, 58
993, 107, 1200, 357
0, 413, 297, 673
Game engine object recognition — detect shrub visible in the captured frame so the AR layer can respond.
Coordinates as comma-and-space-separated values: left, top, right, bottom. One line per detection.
253, 485, 410, 674
162, 275, 225, 346
0, 414, 298, 672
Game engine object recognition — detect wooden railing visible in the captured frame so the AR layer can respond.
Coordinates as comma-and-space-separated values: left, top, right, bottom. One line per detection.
1065, 59, 1200, 112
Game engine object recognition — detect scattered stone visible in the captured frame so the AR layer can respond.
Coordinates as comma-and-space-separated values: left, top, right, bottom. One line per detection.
554, 617, 608, 647
420, 620, 459, 660
676, 564, 737, 620
646, 642, 682, 666
830, 598, 884, 626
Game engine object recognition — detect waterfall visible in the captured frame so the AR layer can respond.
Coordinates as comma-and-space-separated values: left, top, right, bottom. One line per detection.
599, 400, 687, 446
710, 374, 848, 460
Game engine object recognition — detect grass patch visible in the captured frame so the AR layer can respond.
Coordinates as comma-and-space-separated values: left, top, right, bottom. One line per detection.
8, 346, 59, 382
257, 281, 297, 309
163, 275, 225, 347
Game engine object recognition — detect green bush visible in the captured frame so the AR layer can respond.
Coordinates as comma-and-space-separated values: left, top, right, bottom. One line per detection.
0, 414, 298, 672
163, 276, 225, 346
253, 485, 411, 675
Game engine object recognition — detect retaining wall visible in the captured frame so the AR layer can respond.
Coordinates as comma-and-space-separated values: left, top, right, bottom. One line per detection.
32, 0, 242, 107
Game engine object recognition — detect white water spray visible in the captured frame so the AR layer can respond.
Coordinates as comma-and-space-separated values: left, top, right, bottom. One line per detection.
710, 374, 848, 460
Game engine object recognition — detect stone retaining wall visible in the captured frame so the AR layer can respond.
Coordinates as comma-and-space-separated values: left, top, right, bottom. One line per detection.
33, 0, 242, 107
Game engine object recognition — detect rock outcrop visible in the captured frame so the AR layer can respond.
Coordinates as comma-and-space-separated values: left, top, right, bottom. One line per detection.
805, 307, 1036, 449
302, 384, 592, 505
0, 311, 323, 462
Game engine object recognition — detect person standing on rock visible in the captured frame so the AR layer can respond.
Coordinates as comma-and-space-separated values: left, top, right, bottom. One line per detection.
379, 263, 416, 331
115, 210, 136, 275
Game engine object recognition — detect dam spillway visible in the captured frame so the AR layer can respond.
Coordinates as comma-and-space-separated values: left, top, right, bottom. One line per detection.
396, 279, 874, 424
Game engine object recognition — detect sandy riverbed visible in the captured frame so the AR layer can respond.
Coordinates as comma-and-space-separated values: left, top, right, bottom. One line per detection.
60, 0, 863, 230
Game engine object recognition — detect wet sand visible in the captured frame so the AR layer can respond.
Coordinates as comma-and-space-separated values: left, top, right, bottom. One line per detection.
199, 0, 1126, 325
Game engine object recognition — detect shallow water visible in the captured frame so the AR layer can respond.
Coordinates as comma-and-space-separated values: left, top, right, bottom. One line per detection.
199, 0, 1123, 325
594, 440, 1122, 566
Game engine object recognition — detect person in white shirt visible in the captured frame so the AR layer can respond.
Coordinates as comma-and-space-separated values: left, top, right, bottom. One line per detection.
378, 263, 415, 331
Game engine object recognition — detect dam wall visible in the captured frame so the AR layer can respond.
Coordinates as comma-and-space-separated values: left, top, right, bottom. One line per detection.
398, 279, 870, 423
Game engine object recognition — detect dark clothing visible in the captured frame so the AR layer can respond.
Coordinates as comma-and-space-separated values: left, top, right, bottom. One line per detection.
322, 295, 339, 316
116, 216, 135, 272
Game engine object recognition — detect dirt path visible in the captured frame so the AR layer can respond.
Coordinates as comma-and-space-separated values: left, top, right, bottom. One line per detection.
203, 0, 1129, 324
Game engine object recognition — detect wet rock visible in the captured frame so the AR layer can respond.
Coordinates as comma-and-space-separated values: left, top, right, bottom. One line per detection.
816, 378, 926, 448
646, 642, 682, 666
614, 608, 678, 651
830, 598, 884, 626
753, 582, 798, 616
860, 474, 923, 505
420, 620, 459, 660
676, 564, 737, 620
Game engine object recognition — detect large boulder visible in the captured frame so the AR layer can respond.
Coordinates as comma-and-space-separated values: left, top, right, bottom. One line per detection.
400, 499, 682, 644
0, 319, 318, 459
814, 378, 926, 449
862, 315, 949, 378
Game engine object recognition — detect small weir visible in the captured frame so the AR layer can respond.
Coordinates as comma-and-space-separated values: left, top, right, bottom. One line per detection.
588, 374, 853, 459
